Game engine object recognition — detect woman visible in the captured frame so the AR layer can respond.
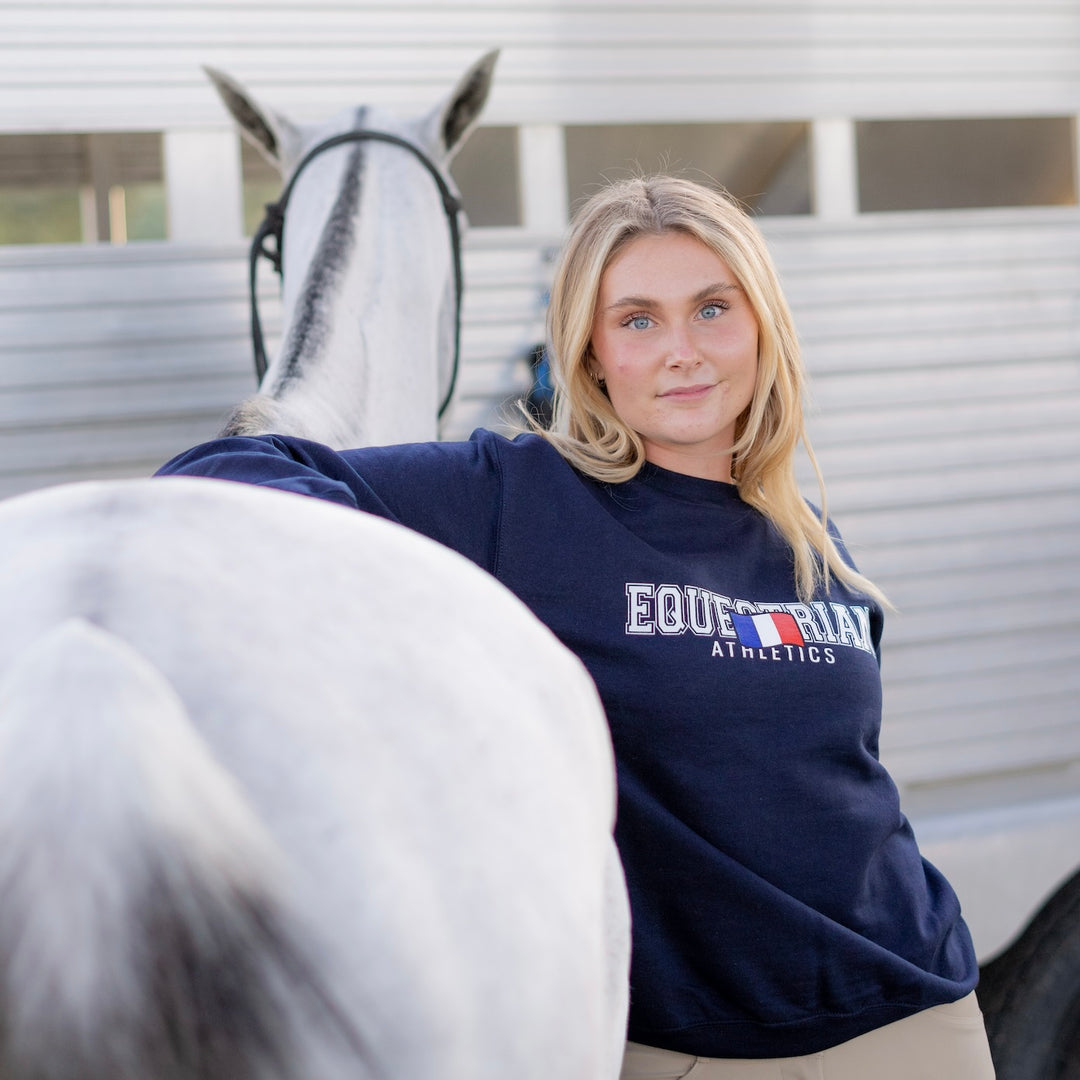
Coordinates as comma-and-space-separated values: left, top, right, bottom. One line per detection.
159, 176, 995, 1078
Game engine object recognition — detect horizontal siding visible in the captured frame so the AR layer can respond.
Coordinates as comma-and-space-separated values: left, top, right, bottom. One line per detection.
0, 231, 546, 493
767, 208, 1080, 792
2, 205, 1078, 798
1, 2, 1078, 131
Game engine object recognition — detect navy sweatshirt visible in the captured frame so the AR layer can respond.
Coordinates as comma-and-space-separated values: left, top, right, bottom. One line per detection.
157, 428, 978, 1058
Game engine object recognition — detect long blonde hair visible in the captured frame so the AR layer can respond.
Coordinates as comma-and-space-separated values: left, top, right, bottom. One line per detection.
537, 175, 887, 606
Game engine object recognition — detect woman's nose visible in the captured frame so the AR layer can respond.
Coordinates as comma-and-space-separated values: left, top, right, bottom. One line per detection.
665, 327, 701, 367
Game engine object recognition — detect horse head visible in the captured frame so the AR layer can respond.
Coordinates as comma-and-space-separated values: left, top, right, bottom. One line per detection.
205, 51, 499, 448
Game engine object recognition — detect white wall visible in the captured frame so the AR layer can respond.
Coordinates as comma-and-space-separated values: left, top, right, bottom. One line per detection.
2, 1, 1078, 131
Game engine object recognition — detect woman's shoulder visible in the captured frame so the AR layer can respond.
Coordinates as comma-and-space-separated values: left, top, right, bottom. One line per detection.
802, 497, 859, 567
468, 427, 580, 475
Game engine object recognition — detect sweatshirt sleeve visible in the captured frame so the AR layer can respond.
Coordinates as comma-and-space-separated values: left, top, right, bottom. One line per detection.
155, 432, 505, 574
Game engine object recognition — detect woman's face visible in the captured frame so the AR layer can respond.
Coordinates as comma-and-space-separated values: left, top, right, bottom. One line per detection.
589, 230, 760, 482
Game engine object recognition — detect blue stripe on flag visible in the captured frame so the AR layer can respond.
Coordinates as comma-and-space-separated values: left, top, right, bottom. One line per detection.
731, 613, 763, 647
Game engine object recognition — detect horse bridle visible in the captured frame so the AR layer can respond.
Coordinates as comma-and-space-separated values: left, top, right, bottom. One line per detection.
248, 129, 465, 419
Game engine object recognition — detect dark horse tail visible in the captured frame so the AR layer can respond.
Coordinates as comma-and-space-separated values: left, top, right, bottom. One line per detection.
0, 619, 366, 1080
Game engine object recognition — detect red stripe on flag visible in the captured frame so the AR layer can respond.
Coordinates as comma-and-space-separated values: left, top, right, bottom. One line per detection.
772, 613, 805, 646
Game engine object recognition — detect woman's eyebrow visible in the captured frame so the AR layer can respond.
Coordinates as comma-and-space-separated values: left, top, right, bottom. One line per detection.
602, 294, 654, 312
602, 282, 740, 313
693, 281, 740, 303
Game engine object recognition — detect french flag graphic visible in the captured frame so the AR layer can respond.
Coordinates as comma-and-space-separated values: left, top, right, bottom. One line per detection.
731, 612, 805, 648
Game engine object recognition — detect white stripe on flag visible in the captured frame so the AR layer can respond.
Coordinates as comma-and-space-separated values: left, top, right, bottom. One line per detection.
751, 614, 782, 647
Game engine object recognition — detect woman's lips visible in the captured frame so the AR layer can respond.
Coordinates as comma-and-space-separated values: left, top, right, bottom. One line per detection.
659, 383, 715, 400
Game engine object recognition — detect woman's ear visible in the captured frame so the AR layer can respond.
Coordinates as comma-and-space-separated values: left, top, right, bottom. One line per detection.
585, 348, 606, 388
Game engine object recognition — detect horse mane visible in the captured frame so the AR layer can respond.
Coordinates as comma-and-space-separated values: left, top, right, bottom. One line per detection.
220, 395, 288, 439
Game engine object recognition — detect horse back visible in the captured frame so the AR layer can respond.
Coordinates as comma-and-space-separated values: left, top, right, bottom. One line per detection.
0, 477, 628, 1080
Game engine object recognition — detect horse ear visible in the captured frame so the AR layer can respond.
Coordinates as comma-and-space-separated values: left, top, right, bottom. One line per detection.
425, 49, 500, 161
203, 66, 303, 172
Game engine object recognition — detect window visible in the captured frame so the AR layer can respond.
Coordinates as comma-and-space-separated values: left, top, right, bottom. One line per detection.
450, 126, 521, 227
856, 117, 1078, 212
564, 122, 812, 216
240, 139, 281, 237
0, 134, 83, 244
0, 132, 165, 245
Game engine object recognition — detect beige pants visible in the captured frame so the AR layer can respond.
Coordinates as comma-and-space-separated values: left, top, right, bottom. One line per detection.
621, 992, 995, 1080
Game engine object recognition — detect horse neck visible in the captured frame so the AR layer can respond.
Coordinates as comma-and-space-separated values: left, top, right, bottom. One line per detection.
261, 133, 453, 450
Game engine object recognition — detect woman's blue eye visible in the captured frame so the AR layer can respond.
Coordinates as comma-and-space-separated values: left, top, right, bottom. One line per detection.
700, 303, 723, 319
630, 315, 652, 330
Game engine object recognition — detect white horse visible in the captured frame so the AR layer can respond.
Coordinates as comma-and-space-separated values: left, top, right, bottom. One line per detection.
0, 55, 630, 1080
207, 51, 496, 446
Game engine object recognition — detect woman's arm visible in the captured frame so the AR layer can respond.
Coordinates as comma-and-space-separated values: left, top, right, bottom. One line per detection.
156, 433, 505, 573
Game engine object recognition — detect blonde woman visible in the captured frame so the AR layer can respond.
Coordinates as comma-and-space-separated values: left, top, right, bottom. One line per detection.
160, 175, 994, 1078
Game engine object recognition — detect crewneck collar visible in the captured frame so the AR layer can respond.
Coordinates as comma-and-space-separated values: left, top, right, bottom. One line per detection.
636, 460, 742, 503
